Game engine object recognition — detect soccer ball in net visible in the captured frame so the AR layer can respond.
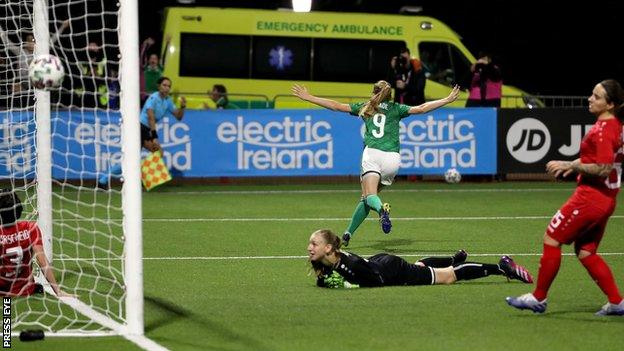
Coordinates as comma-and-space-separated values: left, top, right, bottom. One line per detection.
28, 54, 65, 89
444, 168, 461, 184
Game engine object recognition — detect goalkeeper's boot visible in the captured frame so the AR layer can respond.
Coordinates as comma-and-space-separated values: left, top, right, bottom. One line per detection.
506, 293, 547, 313
499, 255, 533, 283
342, 232, 351, 247
379, 203, 392, 234
595, 300, 624, 316
452, 249, 468, 264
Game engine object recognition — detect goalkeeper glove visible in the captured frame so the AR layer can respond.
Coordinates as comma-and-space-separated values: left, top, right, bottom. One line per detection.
323, 271, 359, 289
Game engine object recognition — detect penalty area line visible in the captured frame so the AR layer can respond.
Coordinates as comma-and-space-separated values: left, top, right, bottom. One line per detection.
142, 252, 624, 261
58, 252, 624, 262
142, 215, 624, 222
161, 188, 573, 195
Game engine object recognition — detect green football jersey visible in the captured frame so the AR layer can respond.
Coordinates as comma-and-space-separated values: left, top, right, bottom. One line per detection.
349, 101, 411, 152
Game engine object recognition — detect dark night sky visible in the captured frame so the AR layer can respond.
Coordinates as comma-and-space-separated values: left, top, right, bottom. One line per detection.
139, 0, 624, 97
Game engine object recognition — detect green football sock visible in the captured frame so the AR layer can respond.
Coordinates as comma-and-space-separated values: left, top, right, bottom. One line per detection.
345, 200, 370, 236
365, 194, 383, 214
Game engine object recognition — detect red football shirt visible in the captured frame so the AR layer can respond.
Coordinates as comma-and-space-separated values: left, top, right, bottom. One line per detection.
577, 117, 623, 198
0, 221, 42, 296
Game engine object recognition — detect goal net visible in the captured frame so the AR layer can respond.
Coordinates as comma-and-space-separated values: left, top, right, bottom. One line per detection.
1, 0, 145, 342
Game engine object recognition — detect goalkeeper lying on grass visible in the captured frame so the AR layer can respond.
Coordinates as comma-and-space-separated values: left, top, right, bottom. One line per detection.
308, 229, 534, 288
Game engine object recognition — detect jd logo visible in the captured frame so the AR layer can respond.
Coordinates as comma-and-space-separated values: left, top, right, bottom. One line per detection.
559, 124, 593, 156
506, 118, 551, 163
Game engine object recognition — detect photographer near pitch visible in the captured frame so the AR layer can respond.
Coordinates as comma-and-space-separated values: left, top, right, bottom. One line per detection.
389, 48, 426, 105
466, 51, 502, 107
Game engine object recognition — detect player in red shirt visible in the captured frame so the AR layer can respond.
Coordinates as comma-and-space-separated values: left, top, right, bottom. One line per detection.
507, 79, 624, 316
0, 189, 71, 297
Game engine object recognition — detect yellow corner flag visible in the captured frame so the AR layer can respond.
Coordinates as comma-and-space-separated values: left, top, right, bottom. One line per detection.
141, 150, 172, 191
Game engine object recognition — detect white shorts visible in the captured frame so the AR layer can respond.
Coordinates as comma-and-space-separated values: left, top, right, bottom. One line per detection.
360, 146, 401, 186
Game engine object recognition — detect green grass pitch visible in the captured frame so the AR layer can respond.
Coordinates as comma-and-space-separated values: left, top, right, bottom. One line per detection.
14, 181, 624, 350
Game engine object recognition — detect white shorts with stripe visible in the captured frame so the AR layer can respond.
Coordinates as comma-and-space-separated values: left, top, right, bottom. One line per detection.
360, 146, 401, 186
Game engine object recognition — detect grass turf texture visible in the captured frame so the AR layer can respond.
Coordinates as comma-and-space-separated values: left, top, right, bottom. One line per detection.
14, 181, 624, 350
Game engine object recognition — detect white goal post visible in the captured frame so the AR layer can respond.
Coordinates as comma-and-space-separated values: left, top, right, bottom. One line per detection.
0, 0, 162, 349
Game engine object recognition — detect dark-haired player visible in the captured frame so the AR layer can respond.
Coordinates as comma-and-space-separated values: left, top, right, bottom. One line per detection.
507, 80, 624, 316
0, 189, 71, 297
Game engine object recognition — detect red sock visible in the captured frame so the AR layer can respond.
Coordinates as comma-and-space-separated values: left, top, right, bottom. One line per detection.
580, 254, 623, 304
533, 244, 562, 301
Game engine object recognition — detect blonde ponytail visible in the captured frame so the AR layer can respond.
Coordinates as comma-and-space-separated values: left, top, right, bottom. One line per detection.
359, 80, 392, 118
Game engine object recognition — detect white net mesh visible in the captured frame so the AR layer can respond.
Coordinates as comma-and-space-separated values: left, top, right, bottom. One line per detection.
1, 0, 130, 334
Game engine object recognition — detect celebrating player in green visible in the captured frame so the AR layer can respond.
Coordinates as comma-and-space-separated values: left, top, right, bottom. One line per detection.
292, 81, 459, 246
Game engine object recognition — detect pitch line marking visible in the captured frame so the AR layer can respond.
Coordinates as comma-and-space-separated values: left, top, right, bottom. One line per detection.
57, 252, 624, 262
141, 215, 624, 222
159, 188, 573, 195
140, 252, 624, 261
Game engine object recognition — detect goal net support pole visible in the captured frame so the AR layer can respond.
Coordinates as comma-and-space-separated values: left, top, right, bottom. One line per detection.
119, 0, 144, 337
33, 0, 53, 264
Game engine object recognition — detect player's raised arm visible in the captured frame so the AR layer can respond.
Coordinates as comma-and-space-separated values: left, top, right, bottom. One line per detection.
408, 85, 460, 115
173, 96, 186, 120
292, 84, 351, 112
